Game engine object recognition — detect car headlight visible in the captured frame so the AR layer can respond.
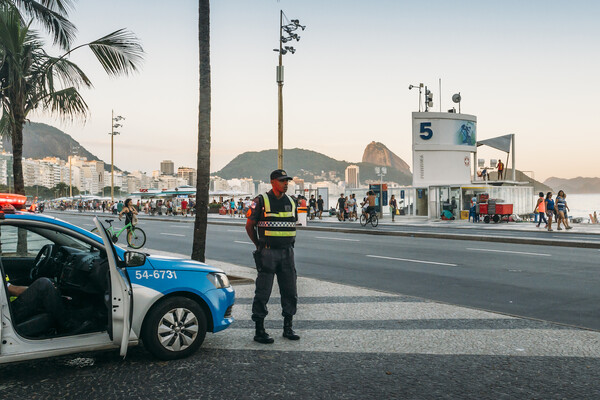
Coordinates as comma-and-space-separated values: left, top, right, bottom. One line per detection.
207, 272, 230, 289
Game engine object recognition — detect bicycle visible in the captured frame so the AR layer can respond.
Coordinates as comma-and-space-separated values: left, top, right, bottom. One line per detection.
359, 209, 379, 227
91, 218, 147, 249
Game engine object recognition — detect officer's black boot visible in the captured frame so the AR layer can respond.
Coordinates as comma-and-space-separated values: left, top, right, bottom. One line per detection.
283, 316, 300, 340
254, 319, 274, 344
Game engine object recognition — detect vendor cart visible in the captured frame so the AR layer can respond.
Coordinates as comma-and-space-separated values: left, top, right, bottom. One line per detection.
476, 199, 513, 223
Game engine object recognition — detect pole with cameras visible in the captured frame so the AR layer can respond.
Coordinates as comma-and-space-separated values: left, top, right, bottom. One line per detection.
110, 111, 124, 203
274, 11, 305, 169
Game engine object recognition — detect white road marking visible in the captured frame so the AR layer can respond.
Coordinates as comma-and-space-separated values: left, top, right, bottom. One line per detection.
366, 254, 457, 267
466, 248, 551, 257
83, 224, 94, 227
170, 225, 192, 228
234, 240, 254, 245
160, 233, 185, 237
315, 236, 360, 242
227, 229, 243, 233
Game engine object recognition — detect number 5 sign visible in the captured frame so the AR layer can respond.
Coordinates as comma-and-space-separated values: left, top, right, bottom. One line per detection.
419, 122, 433, 140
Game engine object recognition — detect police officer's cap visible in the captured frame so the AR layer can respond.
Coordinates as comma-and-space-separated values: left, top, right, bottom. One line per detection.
270, 169, 293, 181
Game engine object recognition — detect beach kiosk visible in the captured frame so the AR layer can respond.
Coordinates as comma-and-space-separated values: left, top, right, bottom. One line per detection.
412, 111, 477, 219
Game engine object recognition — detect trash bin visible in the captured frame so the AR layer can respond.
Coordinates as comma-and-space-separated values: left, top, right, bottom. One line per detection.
297, 206, 308, 226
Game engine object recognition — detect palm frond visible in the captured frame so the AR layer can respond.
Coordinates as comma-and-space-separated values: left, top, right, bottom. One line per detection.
40, 55, 92, 91
0, 111, 13, 138
11, 0, 76, 49
38, 0, 74, 16
87, 29, 144, 77
41, 86, 88, 121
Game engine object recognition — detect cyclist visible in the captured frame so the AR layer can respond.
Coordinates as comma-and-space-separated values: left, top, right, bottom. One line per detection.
362, 191, 377, 218
119, 198, 138, 228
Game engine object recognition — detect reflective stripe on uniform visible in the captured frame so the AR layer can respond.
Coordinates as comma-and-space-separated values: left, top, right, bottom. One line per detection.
262, 193, 296, 217
257, 221, 296, 228
264, 212, 295, 218
264, 231, 297, 237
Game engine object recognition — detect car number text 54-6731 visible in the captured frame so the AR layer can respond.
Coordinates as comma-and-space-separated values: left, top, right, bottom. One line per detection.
135, 270, 178, 280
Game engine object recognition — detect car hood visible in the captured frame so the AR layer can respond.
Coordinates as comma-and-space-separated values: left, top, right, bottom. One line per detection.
146, 254, 223, 273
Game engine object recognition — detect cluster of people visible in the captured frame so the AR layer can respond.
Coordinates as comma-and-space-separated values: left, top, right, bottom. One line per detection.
335, 192, 378, 222
336, 193, 358, 221
534, 190, 572, 231
307, 194, 325, 219
220, 197, 253, 217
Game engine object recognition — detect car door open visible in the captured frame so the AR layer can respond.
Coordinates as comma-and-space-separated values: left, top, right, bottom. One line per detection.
93, 217, 132, 357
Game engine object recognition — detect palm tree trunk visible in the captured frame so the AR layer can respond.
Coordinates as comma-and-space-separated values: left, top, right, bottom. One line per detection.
192, 0, 211, 262
11, 119, 25, 195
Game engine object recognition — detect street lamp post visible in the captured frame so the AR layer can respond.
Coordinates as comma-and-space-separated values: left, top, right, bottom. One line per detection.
109, 111, 124, 203
273, 11, 305, 169
374, 166, 387, 218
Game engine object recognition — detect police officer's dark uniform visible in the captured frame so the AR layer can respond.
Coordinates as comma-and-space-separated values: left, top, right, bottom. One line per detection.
246, 169, 300, 344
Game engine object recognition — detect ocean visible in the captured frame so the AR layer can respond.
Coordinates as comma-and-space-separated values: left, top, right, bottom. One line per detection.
548, 193, 600, 219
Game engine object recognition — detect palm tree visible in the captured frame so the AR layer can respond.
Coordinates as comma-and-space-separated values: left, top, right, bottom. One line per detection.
192, 0, 211, 262
0, 0, 76, 49
0, 4, 143, 195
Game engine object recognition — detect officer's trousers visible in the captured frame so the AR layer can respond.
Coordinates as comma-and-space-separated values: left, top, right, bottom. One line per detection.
12, 278, 67, 327
252, 247, 297, 321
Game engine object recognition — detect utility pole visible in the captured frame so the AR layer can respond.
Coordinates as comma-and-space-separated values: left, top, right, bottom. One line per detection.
274, 11, 305, 169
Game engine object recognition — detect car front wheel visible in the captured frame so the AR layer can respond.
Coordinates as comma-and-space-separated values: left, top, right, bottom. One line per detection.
142, 297, 207, 360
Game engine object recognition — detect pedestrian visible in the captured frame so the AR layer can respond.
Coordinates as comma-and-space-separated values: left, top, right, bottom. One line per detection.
336, 194, 346, 221
229, 198, 236, 217
317, 195, 324, 219
181, 198, 188, 217
555, 190, 572, 230
534, 192, 547, 228
245, 169, 300, 344
497, 159, 504, 180
390, 194, 397, 222
545, 192, 555, 231
101, 201, 106, 213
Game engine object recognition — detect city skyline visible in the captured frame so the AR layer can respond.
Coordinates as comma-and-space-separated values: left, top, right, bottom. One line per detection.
27, 0, 600, 182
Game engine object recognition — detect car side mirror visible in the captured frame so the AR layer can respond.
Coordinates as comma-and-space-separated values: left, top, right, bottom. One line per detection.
124, 251, 146, 267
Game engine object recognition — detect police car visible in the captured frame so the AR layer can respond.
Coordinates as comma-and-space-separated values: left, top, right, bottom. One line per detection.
0, 195, 234, 362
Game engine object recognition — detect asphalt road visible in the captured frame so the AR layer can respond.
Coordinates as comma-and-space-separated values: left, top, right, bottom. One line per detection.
55, 212, 600, 331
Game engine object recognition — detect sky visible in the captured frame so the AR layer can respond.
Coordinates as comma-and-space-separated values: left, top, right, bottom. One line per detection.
30, 0, 600, 182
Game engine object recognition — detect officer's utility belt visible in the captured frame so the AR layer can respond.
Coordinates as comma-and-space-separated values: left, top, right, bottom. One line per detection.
260, 243, 293, 250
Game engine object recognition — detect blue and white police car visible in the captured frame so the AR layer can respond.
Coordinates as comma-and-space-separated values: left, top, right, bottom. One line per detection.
0, 199, 234, 362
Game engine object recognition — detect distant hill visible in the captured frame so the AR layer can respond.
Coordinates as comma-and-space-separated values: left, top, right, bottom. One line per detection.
362, 141, 411, 174
544, 177, 600, 194
212, 147, 412, 185
1, 122, 119, 172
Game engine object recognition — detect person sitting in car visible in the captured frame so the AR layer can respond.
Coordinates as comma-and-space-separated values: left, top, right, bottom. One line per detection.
6, 276, 90, 335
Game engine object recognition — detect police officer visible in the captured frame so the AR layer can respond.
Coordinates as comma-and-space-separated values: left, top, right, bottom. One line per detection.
245, 169, 300, 344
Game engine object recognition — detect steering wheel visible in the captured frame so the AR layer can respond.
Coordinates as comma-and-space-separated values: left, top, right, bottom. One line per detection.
30, 244, 55, 280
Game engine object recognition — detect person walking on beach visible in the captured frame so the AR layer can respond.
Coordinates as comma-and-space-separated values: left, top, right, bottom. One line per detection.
535, 192, 547, 228
545, 192, 555, 231
245, 169, 300, 344
390, 194, 397, 222
337, 194, 346, 221
555, 190, 572, 230
317, 195, 324, 219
